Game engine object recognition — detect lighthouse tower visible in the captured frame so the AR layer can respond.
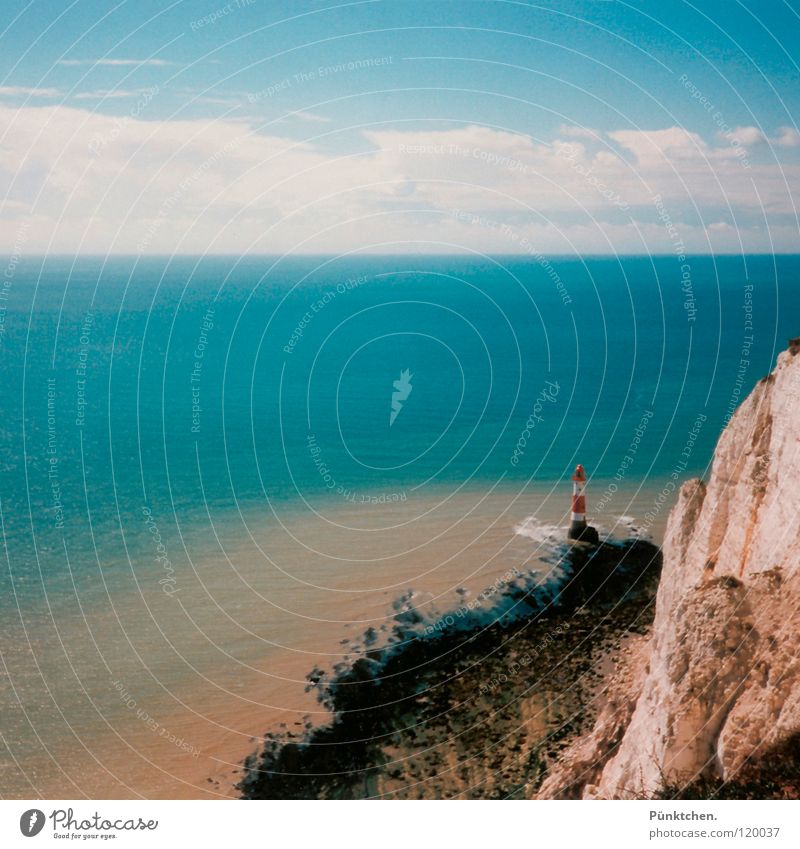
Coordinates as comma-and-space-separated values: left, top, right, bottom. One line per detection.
568, 464, 599, 544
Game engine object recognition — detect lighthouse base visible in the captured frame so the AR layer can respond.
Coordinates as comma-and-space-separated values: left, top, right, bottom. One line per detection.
568, 521, 600, 545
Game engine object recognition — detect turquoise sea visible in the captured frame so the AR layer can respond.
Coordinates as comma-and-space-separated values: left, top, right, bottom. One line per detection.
0, 254, 797, 797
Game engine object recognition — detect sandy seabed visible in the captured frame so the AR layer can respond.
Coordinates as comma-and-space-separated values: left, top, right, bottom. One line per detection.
1, 482, 668, 799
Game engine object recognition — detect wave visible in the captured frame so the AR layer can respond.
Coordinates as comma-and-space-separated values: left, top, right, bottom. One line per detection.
513, 516, 566, 548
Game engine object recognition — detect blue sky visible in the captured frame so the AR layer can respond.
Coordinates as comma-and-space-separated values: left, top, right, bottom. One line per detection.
1, 0, 799, 253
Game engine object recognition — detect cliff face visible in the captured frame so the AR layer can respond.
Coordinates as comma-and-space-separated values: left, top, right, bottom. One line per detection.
539, 344, 800, 799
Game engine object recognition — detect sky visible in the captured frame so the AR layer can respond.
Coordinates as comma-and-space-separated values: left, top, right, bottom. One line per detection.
1, 0, 799, 254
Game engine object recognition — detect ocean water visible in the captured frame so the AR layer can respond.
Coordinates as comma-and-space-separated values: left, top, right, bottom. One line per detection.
0, 253, 797, 797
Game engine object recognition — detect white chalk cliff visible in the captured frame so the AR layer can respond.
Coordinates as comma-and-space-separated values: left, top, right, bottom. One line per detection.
539, 342, 800, 798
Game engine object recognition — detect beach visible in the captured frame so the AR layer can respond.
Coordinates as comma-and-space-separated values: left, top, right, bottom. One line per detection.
238, 534, 663, 799
0, 484, 666, 799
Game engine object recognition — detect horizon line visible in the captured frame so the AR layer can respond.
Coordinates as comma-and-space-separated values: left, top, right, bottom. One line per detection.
22, 251, 800, 259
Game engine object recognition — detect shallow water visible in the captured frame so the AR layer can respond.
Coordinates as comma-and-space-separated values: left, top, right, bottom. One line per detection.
1, 483, 666, 798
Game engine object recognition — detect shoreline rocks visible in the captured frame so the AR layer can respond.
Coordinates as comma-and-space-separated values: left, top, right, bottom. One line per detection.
238, 538, 661, 799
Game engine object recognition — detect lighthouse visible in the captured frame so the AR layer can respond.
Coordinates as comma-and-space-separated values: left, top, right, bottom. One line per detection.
568, 464, 599, 544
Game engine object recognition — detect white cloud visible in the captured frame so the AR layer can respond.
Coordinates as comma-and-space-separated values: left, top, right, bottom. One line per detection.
773, 126, 800, 148
556, 124, 604, 142
0, 107, 796, 254
714, 124, 800, 150
58, 58, 174, 67
0, 86, 61, 98
721, 126, 766, 146
608, 127, 710, 163
291, 111, 331, 123
193, 96, 242, 106
71, 89, 159, 100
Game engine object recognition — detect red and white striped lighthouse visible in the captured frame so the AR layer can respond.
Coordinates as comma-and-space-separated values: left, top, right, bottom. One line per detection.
568, 464, 599, 543
569, 464, 587, 538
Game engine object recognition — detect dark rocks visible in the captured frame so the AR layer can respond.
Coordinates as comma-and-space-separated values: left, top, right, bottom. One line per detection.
568, 524, 600, 545
237, 537, 661, 800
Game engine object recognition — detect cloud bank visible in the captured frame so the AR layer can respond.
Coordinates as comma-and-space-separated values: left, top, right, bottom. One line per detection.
1, 104, 798, 255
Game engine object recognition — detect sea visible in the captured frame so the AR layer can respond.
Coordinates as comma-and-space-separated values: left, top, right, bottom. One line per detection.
0, 253, 797, 797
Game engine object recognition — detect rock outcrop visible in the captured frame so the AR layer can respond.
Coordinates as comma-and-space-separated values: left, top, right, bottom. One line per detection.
539, 343, 800, 799
239, 540, 662, 799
